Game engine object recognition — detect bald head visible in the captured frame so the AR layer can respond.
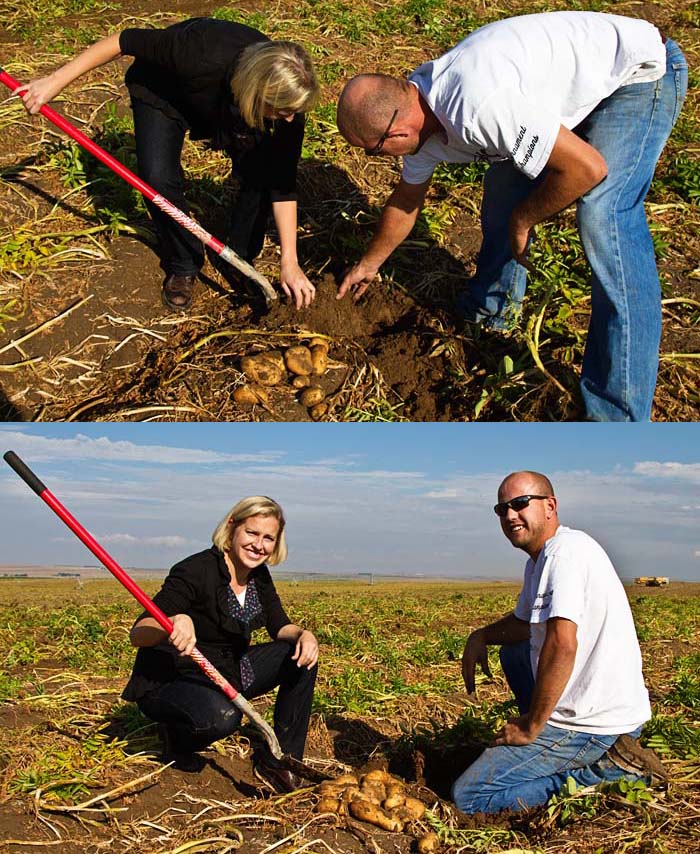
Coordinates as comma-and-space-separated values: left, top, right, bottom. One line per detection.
498, 471, 555, 502
337, 73, 412, 147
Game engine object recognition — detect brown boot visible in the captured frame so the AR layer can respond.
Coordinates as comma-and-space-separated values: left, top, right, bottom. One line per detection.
607, 734, 668, 786
162, 273, 197, 310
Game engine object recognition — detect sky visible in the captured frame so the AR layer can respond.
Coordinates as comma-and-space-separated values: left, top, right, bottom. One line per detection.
1, 423, 699, 582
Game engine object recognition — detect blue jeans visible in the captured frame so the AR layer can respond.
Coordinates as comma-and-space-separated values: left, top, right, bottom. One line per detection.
460, 40, 688, 421
451, 640, 642, 813
137, 640, 317, 759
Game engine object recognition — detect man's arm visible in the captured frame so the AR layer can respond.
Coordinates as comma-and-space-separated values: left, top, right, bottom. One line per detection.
492, 616, 578, 746
337, 178, 431, 301
462, 612, 531, 695
509, 125, 608, 266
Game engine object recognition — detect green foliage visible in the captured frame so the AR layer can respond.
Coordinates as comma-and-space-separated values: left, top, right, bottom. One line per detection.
603, 777, 653, 805
547, 776, 600, 825
0, 672, 24, 701
665, 653, 700, 710
212, 6, 270, 34
344, 397, 410, 422
643, 711, 700, 760
665, 152, 700, 204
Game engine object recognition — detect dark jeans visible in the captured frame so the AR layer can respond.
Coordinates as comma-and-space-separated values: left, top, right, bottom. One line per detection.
131, 99, 272, 276
137, 640, 317, 759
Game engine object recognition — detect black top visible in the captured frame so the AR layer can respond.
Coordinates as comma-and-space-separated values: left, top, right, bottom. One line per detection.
119, 17, 304, 201
122, 546, 291, 701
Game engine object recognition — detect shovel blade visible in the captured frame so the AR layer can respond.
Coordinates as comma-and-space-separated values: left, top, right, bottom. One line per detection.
282, 754, 333, 784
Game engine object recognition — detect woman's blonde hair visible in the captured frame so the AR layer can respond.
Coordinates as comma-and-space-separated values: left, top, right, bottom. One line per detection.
231, 40, 320, 130
212, 496, 288, 565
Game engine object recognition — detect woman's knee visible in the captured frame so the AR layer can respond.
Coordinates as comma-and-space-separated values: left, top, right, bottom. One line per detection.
203, 704, 243, 741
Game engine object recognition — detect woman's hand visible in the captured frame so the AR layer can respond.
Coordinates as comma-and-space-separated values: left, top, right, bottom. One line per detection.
15, 75, 65, 115
292, 629, 319, 669
168, 613, 197, 657
279, 259, 316, 309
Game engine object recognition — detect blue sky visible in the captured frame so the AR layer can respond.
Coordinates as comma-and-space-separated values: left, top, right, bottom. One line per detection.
1, 423, 699, 581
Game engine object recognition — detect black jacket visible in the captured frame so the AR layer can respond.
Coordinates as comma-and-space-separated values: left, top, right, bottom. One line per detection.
122, 547, 291, 700
119, 17, 304, 200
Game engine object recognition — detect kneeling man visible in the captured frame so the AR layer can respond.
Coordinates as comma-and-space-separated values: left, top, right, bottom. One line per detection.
456, 470, 665, 813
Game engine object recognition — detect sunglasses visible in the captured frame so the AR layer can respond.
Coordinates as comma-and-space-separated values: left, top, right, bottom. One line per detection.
493, 495, 551, 517
365, 108, 398, 156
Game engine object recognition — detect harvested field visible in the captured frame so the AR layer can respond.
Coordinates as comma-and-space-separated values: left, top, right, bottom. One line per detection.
1, 578, 699, 854
0, 0, 698, 421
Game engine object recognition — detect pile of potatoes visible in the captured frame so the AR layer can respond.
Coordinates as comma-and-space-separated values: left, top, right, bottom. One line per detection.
315, 769, 439, 851
233, 338, 331, 419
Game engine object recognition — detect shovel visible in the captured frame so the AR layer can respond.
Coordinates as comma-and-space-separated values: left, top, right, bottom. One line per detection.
0, 67, 277, 306
3, 450, 330, 784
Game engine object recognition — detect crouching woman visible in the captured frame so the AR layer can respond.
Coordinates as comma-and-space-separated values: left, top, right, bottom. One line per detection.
121, 496, 318, 792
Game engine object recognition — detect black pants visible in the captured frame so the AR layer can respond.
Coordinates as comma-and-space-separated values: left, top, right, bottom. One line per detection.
132, 99, 272, 276
137, 640, 317, 759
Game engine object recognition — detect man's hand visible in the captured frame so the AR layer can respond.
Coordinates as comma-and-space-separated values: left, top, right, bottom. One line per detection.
279, 260, 316, 309
461, 629, 492, 695
491, 714, 542, 746
508, 215, 536, 273
337, 259, 380, 302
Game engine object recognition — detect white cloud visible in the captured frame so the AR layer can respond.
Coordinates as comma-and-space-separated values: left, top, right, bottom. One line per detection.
425, 489, 458, 499
1, 430, 284, 465
633, 462, 700, 482
54, 533, 189, 548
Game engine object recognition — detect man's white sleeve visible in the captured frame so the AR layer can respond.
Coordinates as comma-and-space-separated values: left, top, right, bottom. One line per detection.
474, 88, 560, 179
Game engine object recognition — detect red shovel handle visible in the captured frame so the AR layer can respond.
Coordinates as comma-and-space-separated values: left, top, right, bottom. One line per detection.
3, 450, 283, 757
0, 66, 277, 305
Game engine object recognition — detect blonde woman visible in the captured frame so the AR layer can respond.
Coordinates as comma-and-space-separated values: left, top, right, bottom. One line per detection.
18, 18, 320, 310
121, 497, 319, 793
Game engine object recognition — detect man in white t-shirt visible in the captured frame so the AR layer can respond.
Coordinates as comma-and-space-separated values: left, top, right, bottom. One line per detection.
453, 470, 665, 813
335, 12, 688, 422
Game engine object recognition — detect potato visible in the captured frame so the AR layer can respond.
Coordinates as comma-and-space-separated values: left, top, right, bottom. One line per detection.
349, 797, 402, 832
385, 782, 405, 797
292, 374, 311, 389
309, 402, 328, 421
240, 355, 283, 386
319, 781, 346, 797
309, 337, 330, 351
360, 781, 386, 804
264, 350, 286, 373
284, 345, 313, 376
333, 773, 359, 786
383, 791, 405, 811
341, 785, 360, 803
417, 832, 439, 854
233, 384, 268, 405
362, 769, 394, 784
316, 796, 341, 814
300, 386, 325, 407
400, 797, 426, 820
310, 344, 328, 376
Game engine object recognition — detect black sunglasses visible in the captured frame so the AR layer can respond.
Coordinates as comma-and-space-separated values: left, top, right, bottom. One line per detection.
493, 495, 551, 517
365, 108, 399, 156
